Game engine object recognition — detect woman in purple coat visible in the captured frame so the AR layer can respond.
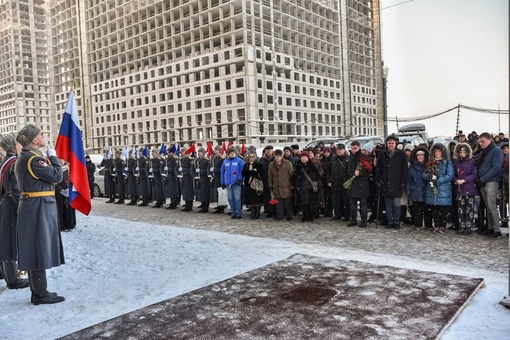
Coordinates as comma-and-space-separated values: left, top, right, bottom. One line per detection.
453, 143, 479, 234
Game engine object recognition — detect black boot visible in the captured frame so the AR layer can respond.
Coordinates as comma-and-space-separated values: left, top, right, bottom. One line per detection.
250, 207, 256, 219
254, 206, 261, 219
153, 199, 163, 208
105, 195, 115, 203
202, 202, 209, 213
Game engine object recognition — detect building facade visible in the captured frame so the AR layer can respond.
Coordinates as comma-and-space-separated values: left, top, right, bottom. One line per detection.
0, 0, 54, 140
18, 0, 382, 152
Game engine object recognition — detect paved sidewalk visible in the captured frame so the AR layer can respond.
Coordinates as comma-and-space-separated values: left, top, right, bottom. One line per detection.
90, 198, 509, 275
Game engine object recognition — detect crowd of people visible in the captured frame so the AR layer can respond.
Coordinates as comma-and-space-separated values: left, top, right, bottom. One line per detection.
0, 126, 508, 305
95, 131, 509, 239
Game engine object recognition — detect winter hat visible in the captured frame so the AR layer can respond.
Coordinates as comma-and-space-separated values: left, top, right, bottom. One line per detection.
336, 143, 346, 150
214, 145, 222, 151
324, 147, 331, 153
16, 124, 40, 147
0, 133, 17, 153
291, 144, 300, 150
85, 155, 90, 159
283, 146, 292, 152
404, 144, 415, 152
263, 145, 274, 151
273, 149, 283, 156
227, 147, 237, 154
300, 151, 310, 158
385, 134, 398, 143
197, 147, 206, 153
361, 143, 374, 153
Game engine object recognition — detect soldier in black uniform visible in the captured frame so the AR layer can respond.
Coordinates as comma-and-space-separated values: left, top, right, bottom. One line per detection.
178, 147, 195, 211
210, 146, 226, 213
165, 149, 180, 209
100, 152, 116, 203
126, 150, 138, 205
194, 147, 211, 213
150, 148, 165, 208
113, 150, 126, 204
136, 148, 150, 206
0, 133, 30, 290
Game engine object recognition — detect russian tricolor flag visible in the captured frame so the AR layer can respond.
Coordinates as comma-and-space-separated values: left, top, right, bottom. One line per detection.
55, 91, 91, 216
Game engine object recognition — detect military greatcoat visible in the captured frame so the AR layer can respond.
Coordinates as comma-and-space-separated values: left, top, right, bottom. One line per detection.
14, 147, 64, 270
0, 153, 21, 261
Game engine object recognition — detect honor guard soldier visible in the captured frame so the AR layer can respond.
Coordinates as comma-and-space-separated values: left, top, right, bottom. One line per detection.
194, 147, 211, 213
0, 133, 30, 290
150, 148, 165, 208
165, 149, 181, 209
113, 150, 126, 204
177, 147, 195, 211
210, 145, 225, 213
100, 152, 116, 203
126, 150, 138, 205
136, 147, 150, 206
15, 124, 65, 304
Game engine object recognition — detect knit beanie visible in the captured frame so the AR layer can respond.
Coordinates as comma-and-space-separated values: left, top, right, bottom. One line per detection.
16, 124, 41, 147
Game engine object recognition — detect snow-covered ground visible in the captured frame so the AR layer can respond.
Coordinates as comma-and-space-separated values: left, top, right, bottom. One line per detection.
0, 214, 509, 339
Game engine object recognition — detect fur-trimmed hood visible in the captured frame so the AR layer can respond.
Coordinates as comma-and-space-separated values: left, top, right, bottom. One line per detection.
429, 143, 449, 161
409, 145, 429, 163
447, 140, 458, 150
453, 142, 473, 160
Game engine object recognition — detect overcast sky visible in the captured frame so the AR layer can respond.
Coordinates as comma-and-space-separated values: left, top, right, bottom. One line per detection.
381, 0, 508, 137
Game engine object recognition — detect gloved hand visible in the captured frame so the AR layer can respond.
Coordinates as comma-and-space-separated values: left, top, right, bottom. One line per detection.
235, 179, 242, 185
221, 184, 227, 189
431, 175, 437, 180
475, 178, 486, 188
60, 189, 69, 197
47, 148, 57, 158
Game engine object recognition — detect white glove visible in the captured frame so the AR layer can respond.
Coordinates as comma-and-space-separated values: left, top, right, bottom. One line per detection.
47, 148, 57, 157
432, 175, 437, 180
135, 167, 139, 171
164, 166, 168, 171
124, 167, 128, 171
210, 167, 214, 172
60, 189, 69, 197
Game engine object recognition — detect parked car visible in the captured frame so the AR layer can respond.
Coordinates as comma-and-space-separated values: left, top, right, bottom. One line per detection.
395, 123, 430, 145
93, 167, 105, 197
345, 135, 384, 150
305, 138, 349, 150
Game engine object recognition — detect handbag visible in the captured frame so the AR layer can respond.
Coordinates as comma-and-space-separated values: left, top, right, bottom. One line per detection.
217, 187, 229, 207
249, 176, 264, 193
302, 169, 320, 193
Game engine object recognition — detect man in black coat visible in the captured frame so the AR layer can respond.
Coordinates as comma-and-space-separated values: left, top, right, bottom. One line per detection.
326, 144, 349, 221
259, 145, 274, 217
346, 141, 372, 228
85, 155, 96, 199
375, 134, 408, 229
